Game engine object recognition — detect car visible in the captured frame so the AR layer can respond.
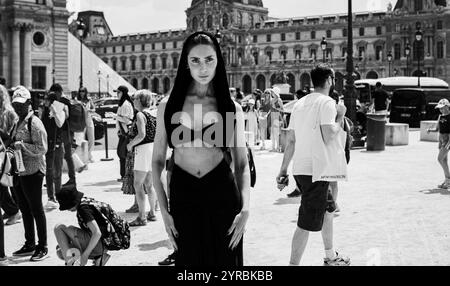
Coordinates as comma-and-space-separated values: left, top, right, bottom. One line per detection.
94, 97, 120, 118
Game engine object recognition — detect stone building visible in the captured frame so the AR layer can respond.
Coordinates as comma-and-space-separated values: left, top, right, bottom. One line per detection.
82, 0, 450, 95
0, 0, 70, 90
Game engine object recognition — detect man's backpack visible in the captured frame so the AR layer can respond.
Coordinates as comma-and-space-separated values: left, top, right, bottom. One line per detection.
68, 101, 87, 132
77, 197, 130, 251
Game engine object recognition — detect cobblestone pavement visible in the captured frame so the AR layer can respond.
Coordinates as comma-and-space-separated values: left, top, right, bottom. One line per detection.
3, 131, 450, 266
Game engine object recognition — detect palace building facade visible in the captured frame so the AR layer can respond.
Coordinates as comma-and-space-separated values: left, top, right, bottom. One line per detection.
80, 0, 450, 95
0, 0, 70, 90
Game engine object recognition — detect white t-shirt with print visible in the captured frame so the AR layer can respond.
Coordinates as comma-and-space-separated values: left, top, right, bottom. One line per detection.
287, 92, 337, 176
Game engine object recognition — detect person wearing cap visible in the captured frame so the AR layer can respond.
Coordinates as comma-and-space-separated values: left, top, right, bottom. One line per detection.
54, 187, 110, 266
114, 85, 135, 185
427, 98, 450, 189
49, 83, 78, 187
10, 85, 49, 261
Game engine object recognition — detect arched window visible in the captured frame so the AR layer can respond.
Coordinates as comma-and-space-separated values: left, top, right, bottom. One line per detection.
207, 15, 213, 29
222, 14, 229, 29
242, 75, 252, 94
163, 77, 171, 94
256, 74, 266, 91
152, 78, 159, 93
142, 78, 149, 89
192, 17, 198, 31
131, 78, 138, 89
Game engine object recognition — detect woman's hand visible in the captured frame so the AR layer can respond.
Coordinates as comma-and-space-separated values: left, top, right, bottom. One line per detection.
227, 210, 249, 250
126, 143, 133, 152
161, 212, 179, 251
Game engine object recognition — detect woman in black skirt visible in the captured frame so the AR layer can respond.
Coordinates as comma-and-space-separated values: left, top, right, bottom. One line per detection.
152, 31, 250, 267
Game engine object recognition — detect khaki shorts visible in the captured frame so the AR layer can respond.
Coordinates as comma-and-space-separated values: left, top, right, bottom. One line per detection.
439, 134, 450, 150
59, 226, 105, 259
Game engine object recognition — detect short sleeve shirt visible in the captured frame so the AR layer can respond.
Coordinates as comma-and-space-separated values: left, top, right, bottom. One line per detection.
373, 89, 389, 111
116, 100, 134, 131
77, 205, 108, 236
287, 93, 337, 175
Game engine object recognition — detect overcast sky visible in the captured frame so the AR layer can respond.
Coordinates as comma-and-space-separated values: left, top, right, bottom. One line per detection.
67, 0, 394, 35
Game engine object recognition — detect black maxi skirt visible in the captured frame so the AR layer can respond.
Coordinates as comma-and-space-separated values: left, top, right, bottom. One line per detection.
170, 159, 243, 267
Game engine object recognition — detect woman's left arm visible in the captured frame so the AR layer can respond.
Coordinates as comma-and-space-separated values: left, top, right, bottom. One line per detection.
228, 103, 250, 250
20, 119, 48, 157
127, 113, 146, 151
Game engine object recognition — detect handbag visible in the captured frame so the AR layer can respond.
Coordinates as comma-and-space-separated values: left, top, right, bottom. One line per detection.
311, 96, 348, 183
0, 137, 13, 187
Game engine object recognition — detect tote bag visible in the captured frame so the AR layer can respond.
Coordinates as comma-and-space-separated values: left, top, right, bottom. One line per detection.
311, 96, 348, 183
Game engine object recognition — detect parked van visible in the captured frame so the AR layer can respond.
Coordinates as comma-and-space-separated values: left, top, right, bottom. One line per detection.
390, 88, 450, 127
355, 77, 449, 104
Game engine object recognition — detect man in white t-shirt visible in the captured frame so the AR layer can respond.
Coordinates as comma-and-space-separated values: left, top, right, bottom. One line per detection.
276, 64, 350, 266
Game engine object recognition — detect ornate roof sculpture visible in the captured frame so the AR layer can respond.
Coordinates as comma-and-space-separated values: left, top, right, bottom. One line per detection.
191, 0, 264, 7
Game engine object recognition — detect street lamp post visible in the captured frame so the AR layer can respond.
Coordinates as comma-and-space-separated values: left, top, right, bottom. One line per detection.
321, 37, 327, 63
405, 42, 411, 76
106, 74, 110, 96
97, 70, 101, 99
387, 51, 393, 77
344, 0, 356, 124
415, 26, 423, 87
76, 19, 86, 89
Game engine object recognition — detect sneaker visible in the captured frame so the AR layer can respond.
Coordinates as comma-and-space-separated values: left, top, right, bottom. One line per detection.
5, 212, 22, 225
158, 252, 176, 266
287, 189, 302, 198
323, 252, 351, 266
93, 253, 111, 266
117, 178, 124, 183
62, 180, 76, 187
45, 200, 59, 210
30, 247, 49, 262
13, 244, 36, 257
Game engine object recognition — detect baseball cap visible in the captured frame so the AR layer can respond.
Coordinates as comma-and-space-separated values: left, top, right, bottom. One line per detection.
435, 98, 450, 109
248, 99, 255, 105
113, 85, 128, 94
11, 86, 31, 104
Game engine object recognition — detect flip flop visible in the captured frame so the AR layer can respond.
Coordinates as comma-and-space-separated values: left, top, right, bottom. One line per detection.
129, 217, 147, 227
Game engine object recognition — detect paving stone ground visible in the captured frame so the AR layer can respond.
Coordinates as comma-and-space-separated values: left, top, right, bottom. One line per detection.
3, 130, 450, 266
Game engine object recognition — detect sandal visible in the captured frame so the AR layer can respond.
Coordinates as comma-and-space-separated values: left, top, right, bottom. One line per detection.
129, 217, 147, 227
125, 204, 139, 213
147, 213, 157, 222
437, 179, 450, 189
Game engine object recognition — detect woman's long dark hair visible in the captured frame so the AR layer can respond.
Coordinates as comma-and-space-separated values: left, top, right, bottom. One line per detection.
164, 31, 236, 148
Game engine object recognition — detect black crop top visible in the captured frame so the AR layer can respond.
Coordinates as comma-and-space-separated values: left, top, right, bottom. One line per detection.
439, 114, 450, 134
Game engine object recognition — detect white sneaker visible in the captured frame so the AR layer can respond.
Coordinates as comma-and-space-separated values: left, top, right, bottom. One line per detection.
45, 200, 59, 210
0, 256, 10, 266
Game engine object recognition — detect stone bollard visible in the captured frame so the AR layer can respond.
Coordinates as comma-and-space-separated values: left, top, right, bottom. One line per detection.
385, 123, 409, 146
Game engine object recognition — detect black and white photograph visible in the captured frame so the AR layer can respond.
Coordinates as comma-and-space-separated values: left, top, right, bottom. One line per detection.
1, 0, 450, 272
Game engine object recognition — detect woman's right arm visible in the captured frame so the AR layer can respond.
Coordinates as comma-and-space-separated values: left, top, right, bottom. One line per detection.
151, 100, 178, 249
